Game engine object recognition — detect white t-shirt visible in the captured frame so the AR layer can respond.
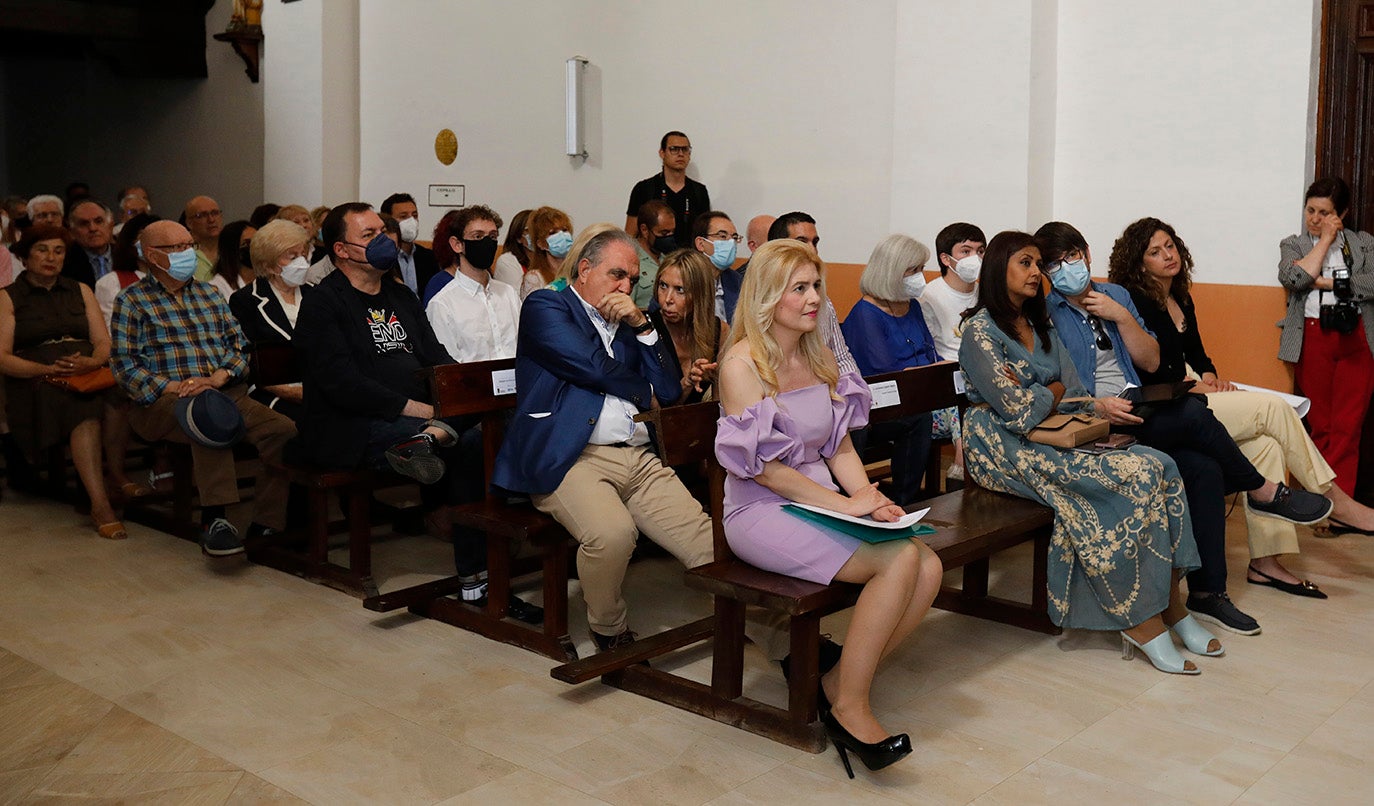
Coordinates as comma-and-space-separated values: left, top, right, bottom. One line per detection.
94, 270, 145, 329
918, 276, 978, 361
1304, 235, 1349, 320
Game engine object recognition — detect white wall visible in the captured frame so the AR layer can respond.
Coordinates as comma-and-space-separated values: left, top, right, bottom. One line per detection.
290, 0, 1320, 283
1052, 0, 1319, 286
357, 0, 898, 260
2, 0, 263, 220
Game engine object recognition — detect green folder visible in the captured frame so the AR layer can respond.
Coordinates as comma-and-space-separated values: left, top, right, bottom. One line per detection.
783, 504, 936, 543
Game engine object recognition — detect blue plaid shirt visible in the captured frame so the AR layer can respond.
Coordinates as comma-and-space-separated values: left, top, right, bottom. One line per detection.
110, 274, 250, 406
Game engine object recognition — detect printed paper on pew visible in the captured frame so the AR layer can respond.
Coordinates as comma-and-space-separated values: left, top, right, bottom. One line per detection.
491, 369, 517, 396
789, 502, 931, 530
869, 380, 901, 409
1231, 383, 1310, 418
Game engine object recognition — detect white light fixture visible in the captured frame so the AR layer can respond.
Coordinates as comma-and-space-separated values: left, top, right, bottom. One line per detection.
565, 56, 588, 158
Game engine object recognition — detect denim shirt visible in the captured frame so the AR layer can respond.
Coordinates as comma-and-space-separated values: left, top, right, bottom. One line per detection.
1045, 281, 1151, 395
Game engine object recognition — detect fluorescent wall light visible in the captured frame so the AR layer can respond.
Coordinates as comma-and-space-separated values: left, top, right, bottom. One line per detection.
565, 56, 588, 158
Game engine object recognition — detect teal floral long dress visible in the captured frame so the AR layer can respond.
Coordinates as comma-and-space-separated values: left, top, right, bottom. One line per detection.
957, 310, 1200, 630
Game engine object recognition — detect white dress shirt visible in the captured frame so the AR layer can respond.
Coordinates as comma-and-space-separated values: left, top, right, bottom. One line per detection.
94, 270, 145, 329
427, 270, 522, 363
570, 286, 659, 446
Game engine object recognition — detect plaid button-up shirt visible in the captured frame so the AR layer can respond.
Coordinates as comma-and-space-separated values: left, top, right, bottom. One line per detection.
110, 274, 250, 406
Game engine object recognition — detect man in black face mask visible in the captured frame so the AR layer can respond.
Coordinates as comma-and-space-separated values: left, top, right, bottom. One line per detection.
424, 205, 516, 360
630, 200, 676, 309
292, 202, 543, 621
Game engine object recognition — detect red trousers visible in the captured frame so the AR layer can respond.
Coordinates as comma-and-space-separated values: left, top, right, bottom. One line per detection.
1295, 318, 1374, 494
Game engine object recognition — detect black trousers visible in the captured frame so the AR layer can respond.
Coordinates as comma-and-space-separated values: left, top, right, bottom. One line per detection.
1121, 396, 1264, 594
850, 411, 934, 507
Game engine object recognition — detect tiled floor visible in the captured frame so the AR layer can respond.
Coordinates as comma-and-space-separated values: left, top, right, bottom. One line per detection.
2, 491, 1373, 805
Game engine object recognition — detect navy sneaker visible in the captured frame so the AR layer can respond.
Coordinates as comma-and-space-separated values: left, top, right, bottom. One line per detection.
385, 433, 446, 484
1248, 483, 1333, 526
1187, 592, 1261, 636
201, 518, 245, 557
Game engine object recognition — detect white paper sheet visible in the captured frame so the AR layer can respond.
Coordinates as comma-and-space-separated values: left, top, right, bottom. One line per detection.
788, 503, 931, 530
1230, 383, 1310, 418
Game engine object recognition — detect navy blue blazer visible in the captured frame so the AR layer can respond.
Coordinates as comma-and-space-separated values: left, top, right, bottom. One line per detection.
492, 285, 682, 495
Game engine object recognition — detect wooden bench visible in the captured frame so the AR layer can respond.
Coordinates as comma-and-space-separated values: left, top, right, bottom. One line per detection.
361, 358, 580, 662
550, 361, 1056, 752
244, 344, 410, 598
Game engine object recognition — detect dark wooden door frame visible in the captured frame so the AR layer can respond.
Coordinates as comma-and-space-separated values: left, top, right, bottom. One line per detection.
1315, 0, 1374, 230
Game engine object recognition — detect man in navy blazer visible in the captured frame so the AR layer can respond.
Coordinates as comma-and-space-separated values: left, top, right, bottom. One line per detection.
493, 226, 712, 653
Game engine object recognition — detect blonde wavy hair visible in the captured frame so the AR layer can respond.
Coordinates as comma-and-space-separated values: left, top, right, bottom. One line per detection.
725, 239, 838, 397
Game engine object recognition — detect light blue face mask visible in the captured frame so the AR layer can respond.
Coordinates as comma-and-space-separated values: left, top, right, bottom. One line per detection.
546, 230, 573, 258
708, 238, 737, 270
138, 242, 198, 282
1050, 258, 1091, 296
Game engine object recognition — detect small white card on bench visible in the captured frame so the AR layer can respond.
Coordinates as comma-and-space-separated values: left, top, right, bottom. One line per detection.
869, 380, 901, 409
491, 369, 517, 396
953, 370, 966, 395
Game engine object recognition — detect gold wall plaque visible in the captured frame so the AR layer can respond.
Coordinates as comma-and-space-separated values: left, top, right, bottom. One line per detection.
435, 129, 458, 165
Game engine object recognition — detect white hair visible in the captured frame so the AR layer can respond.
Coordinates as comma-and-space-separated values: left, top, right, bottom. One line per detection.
27, 194, 64, 218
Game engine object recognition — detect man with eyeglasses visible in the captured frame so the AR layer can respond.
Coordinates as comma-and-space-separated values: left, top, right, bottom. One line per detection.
630, 200, 676, 309
691, 210, 742, 321
26, 194, 65, 229
60, 201, 116, 287
111, 220, 296, 557
184, 196, 223, 282
624, 131, 710, 247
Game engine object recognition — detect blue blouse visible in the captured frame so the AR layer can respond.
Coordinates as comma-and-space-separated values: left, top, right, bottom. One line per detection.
840, 298, 941, 377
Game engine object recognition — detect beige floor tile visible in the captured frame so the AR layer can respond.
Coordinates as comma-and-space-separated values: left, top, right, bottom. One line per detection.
0, 649, 69, 691
1125, 669, 1333, 752
257, 722, 516, 805
0, 682, 113, 773
421, 680, 664, 767
23, 770, 244, 805
113, 654, 413, 773
223, 772, 312, 805
707, 764, 907, 805
529, 715, 783, 804
435, 769, 612, 805
905, 669, 1118, 755
787, 718, 1042, 804
972, 758, 1172, 805
1044, 705, 1285, 802
0, 765, 55, 803
47, 705, 238, 775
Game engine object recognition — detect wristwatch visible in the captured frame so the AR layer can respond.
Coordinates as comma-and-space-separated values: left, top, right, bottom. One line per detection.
632, 317, 655, 335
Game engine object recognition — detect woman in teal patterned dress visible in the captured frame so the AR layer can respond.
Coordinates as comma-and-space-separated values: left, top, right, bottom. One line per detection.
958, 231, 1209, 675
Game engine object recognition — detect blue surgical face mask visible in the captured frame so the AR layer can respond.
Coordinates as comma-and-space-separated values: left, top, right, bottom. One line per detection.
1050, 258, 1091, 296
139, 242, 198, 281
546, 230, 573, 258
708, 238, 737, 270
361, 233, 399, 272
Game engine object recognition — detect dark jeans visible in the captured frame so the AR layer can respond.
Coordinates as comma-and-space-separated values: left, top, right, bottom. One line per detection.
365, 414, 486, 576
849, 411, 934, 507
1120, 396, 1265, 594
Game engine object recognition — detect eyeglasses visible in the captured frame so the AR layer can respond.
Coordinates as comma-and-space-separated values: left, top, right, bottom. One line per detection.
705, 231, 742, 243
188, 209, 222, 221
1088, 315, 1112, 351
151, 242, 197, 253
665, 145, 692, 155
463, 232, 500, 241
1045, 248, 1084, 274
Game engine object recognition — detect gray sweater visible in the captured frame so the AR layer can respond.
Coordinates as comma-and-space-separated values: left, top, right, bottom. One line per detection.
1276, 229, 1374, 362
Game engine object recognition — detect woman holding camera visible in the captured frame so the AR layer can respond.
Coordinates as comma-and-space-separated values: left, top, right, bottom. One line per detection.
1278, 177, 1374, 495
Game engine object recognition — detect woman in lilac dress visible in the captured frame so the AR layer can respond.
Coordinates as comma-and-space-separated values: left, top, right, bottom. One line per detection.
715, 240, 943, 779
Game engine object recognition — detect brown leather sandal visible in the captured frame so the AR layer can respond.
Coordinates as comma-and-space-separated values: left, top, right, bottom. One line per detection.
95, 520, 128, 540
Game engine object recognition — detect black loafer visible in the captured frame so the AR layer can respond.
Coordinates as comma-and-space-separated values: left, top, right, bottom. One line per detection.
1246, 565, 1327, 599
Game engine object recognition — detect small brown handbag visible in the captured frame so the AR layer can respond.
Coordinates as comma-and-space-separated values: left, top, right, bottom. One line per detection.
44, 366, 117, 394
1027, 412, 1109, 449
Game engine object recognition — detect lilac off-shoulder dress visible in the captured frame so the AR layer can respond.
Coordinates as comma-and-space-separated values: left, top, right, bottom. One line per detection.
715, 372, 872, 584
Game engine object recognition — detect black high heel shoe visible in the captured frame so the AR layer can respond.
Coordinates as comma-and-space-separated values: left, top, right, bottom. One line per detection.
821, 710, 912, 778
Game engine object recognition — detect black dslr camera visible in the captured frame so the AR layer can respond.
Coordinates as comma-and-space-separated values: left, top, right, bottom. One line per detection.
1319, 239, 1360, 333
